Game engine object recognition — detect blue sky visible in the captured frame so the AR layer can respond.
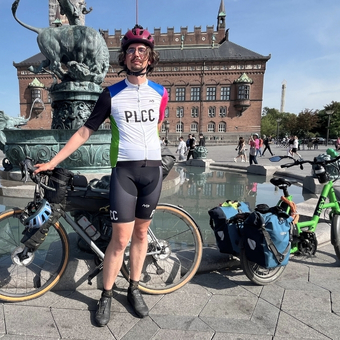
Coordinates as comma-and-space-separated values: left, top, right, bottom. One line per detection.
0, 0, 339, 117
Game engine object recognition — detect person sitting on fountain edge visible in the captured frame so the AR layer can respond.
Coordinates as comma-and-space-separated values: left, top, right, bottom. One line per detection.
33, 24, 169, 326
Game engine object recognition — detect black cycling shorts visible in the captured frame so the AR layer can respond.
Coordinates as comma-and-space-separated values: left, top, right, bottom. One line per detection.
109, 163, 163, 223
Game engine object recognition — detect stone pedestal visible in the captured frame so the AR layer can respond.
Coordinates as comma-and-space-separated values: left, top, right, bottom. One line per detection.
50, 81, 103, 129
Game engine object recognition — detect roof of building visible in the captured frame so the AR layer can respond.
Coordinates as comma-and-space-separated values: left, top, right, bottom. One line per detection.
13, 38, 270, 67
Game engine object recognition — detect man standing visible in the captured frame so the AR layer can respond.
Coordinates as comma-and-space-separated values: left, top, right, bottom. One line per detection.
186, 134, 196, 160
34, 24, 168, 326
176, 136, 187, 161
262, 135, 274, 156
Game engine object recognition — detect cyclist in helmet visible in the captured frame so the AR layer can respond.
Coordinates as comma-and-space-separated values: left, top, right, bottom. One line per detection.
34, 24, 168, 326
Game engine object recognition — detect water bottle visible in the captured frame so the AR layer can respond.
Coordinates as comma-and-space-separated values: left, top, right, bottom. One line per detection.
77, 216, 101, 241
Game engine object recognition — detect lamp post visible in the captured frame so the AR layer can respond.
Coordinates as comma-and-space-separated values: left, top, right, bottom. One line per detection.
326, 110, 334, 146
276, 118, 282, 144
164, 120, 170, 145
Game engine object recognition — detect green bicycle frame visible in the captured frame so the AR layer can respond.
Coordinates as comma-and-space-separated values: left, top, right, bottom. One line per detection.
282, 180, 340, 253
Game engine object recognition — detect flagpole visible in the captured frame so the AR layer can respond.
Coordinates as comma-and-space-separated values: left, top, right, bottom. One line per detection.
136, 0, 138, 24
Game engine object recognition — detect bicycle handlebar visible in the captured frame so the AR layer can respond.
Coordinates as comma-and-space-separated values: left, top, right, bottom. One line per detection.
270, 154, 340, 170
20, 157, 55, 192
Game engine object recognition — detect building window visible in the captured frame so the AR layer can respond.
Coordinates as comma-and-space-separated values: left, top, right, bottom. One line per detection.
238, 85, 250, 99
176, 107, 184, 118
190, 87, 200, 101
206, 87, 216, 101
221, 87, 231, 101
31, 89, 41, 100
208, 106, 216, 118
218, 122, 226, 132
165, 107, 169, 118
191, 107, 199, 118
219, 107, 227, 117
165, 88, 171, 101
208, 122, 215, 132
176, 122, 184, 133
175, 88, 185, 101
190, 122, 198, 132
216, 184, 226, 197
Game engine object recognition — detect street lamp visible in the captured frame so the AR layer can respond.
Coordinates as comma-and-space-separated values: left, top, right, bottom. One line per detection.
164, 120, 170, 145
276, 118, 282, 143
326, 110, 334, 146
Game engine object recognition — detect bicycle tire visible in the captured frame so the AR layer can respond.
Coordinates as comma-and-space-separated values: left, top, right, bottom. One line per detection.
0, 208, 69, 302
331, 214, 340, 261
120, 203, 203, 294
240, 248, 286, 285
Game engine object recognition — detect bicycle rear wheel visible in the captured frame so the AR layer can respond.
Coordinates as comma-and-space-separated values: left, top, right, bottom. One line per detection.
240, 248, 286, 285
121, 203, 203, 294
0, 208, 69, 302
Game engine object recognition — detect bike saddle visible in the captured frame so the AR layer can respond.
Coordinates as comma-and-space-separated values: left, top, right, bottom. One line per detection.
270, 177, 291, 187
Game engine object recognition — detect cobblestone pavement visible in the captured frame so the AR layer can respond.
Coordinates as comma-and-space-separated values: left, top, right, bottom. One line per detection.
1, 144, 340, 339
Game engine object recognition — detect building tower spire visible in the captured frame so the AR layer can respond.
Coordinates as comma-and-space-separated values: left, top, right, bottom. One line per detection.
217, 0, 226, 30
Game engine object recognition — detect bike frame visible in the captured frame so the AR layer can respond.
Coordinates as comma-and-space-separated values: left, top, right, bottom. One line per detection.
283, 180, 340, 253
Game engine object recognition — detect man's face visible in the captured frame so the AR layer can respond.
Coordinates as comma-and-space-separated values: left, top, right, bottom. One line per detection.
125, 43, 150, 73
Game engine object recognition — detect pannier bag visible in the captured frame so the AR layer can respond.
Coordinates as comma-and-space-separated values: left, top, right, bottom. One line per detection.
208, 200, 251, 255
44, 168, 74, 205
242, 205, 293, 268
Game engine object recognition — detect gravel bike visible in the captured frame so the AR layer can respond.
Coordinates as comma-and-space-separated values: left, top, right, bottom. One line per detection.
241, 152, 340, 285
0, 157, 203, 302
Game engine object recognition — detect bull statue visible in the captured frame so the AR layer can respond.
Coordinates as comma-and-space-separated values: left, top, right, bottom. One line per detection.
58, 0, 93, 25
11, 0, 109, 85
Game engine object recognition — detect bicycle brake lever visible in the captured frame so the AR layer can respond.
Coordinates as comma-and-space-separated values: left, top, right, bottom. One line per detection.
300, 164, 304, 170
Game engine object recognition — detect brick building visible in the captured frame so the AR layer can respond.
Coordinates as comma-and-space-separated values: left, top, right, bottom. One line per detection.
13, 0, 270, 144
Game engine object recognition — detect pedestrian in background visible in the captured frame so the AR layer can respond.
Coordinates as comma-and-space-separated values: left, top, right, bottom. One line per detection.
248, 134, 259, 165
176, 136, 187, 161
262, 135, 274, 156
234, 137, 246, 162
186, 134, 196, 160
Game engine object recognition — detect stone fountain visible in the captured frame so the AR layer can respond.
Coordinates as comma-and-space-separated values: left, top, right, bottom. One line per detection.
0, 0, 111, 172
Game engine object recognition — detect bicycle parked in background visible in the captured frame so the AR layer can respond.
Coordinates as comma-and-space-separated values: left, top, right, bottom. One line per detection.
241, 151, 340, 285
0, 157, 203, 302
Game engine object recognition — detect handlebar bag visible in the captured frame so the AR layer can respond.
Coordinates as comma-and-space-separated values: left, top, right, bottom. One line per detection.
208, 201, 251, 255
242, 207, 293, 268
44, 168, 74, 205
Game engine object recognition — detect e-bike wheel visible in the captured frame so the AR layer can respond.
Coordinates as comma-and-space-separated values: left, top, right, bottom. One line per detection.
331, 213, 340, 261
121, 203, 203, 294
240, 248, 286, 285
0, 208, 69, 302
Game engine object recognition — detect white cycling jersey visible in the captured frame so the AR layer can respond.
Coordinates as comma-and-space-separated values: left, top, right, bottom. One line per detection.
85, 79, 168, 167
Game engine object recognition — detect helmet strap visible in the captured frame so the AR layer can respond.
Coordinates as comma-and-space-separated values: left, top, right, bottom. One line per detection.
126, 66, 148, 77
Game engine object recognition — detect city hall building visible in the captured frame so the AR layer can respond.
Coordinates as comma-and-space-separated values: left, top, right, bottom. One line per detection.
14, 0, 270, 144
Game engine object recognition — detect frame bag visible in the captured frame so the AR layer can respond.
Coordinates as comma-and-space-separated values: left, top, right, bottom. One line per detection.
242, 205, 293, 268
208, 201, 251, 255
44, 168, 74, 206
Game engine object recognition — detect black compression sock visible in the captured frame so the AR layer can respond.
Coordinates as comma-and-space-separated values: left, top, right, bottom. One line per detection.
129, 279, 139, 291
101, 289, 113, 298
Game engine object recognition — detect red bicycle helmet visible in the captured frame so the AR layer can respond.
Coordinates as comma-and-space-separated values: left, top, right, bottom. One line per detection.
121, 24, 154, 51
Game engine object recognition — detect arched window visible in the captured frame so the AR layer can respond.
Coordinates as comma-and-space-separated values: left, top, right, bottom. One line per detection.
208, 106, 216, 118
190, 122, 198, 132
219, 106, 227, 117
176, 107, 184, 118
218, 122, 226, 132
208, 122, 215, 132
191, 107, 199, 118
176, 122, 184, 133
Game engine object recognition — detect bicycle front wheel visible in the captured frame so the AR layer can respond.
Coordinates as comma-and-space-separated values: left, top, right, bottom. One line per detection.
121, 203, 203, 294
0, 208, 69, 302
